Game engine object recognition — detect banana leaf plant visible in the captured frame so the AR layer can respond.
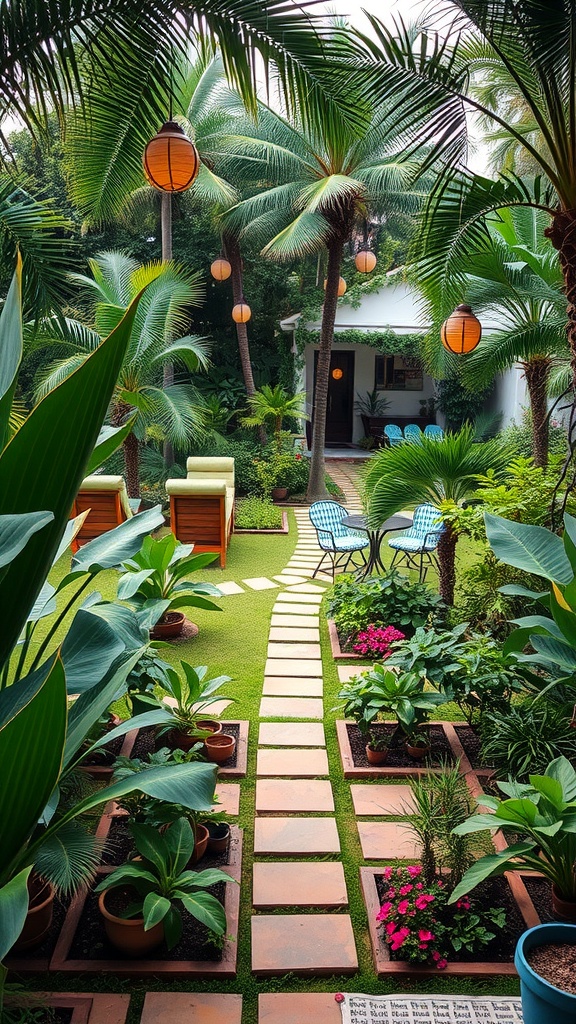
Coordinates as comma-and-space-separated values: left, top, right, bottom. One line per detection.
485, 511, 576, 687
449, 756, 576, 904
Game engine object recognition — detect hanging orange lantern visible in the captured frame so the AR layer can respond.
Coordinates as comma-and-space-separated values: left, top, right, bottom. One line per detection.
232, 301, 251, 324
143, 121, 200, 193
211, 257, 232, 281
355, 249, 377, 273
324, 276, 347, 297
440, 304, 482, 354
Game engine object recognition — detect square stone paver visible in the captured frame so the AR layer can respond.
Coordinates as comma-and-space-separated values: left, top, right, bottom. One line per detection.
256, 747, 329, 776
262, 677, 323, 697
288, 558, 321, 566
272, 605, 320, 618
252, 915, 357, 975
243, 577, 279, 591
255, 779, 334, 813
276, 592, 323, 604
351, 784, 416, 816
273, 574, 310, 585
213, 783, 240, 815
253, 862, 347, 908
286, 583, 328, 594
264, 659, 323, 677
259, 696, 324, 719
357, 820, 422, 860
141, 994, 242, 1024
268, 627, 320, 642
267, 642, 321, 660
258, 722, 326, 746
271, 614, 320, 628
254, 816, 340, 855
215, 581, 245, 596
258, 993, 341, 1024
338, 664, 366, 682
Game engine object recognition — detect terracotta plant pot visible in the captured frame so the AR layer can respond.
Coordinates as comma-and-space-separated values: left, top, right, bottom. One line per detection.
98, 889, 164, 956
189, 823, 210, 865
204, 733, 236, 764
405, 740, 431, 760
12, 875, 55, 951
167, 719, 222, 752
206, 822, 231, 854
365, 744, 388, 765
271, 487, 288, 502
552, 885, 576, 923
150, 611, 185, 640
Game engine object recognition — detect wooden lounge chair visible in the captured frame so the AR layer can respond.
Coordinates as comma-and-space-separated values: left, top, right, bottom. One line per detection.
71, 474, 133, 552
166, 457, 235, 568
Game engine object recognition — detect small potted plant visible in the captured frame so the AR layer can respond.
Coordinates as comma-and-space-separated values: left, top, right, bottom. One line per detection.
405, 728, 431, 760
365, 728, 389, 765
96, 818, 232, 956
117, 533, 222, 640
151, 662, 235, 750
515, 922, 576, 1024
204, 732, 236, 764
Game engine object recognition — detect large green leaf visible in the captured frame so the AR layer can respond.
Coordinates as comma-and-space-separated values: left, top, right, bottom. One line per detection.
72, 505, 165, 572
0, 654, 66, 883
86, 420, 136, 475
0, 292, 145, 668
0, 867, 32, 960
0, 259, 23, 453
179, 890, 226, 934
448, 844, 535, 904
67, 761, 218, 819
485, 513, 573, 584
0, 511, 53, 570
60, 608, 126, 695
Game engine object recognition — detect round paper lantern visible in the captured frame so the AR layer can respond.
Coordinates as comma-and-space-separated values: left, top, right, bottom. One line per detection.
355, 249, 377, 273
324, 276, 347, 297
441, 304, 482, 354
332, 368, 344, 380
211, 257, 232, 281
232, 302, 251, 324
143, 121, 200, 193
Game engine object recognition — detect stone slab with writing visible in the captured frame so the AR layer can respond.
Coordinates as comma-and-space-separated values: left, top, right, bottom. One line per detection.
338, 995, 522, 1024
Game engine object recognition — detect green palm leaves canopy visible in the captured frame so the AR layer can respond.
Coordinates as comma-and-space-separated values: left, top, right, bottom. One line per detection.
364, 427, 511, 604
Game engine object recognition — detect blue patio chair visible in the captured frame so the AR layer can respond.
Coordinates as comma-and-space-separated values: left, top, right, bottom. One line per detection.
404, 423, 423, 443
308, 501, 369, 580
383, 424, 404, 446
388, 503, 445, 583
424, 424, 444, 441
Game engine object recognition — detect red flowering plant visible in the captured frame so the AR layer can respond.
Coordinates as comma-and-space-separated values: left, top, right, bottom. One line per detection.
353, 625, 405, 658
376, 866, 507, 967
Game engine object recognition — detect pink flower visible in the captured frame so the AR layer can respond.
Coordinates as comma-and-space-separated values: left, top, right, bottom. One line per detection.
418, 930, 435, 943
397, 899, 410, 915
432, 951, 441, 962
419, 943, 428, 949
436, 958, 448, 970
385, 921, 397, 935
436, 880, 444, 888
415, 894, 434, 910
399, 884, 413, 896
390, 926, 410, 951
415, 882, 423, 890
407, 865, 422, 878
396, 867, 403, 876
383, 867, 393, 880
386, 887, 396, 899
456, 897, 471, 911
376, 902, 393, 921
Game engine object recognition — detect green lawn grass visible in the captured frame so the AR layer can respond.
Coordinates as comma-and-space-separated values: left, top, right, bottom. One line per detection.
21, 518, 519, 1022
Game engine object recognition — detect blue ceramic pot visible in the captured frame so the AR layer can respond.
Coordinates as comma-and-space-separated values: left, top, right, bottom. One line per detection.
515, 923, 576, 1024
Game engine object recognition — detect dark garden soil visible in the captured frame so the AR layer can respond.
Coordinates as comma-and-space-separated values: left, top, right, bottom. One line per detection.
81, 734, 124, 767
8, 895, 69, 962
374, 875, 526, 965
68, 881, 225, 962
528, 943, 576, 993
130, 723, 240, 769
102, 816, 233, 869
522, 876, 555, 923
346, 723, 455, 769
454, 726, 494, 770
7, 1008, 73, 1024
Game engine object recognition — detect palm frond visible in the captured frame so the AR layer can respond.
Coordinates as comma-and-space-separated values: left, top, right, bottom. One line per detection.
153, 335, 212, 373
141, 384, 207, 445
35, 353, 91, 399
33, 820, 102, 897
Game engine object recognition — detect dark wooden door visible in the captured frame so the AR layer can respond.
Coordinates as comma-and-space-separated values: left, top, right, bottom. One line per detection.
314, 350, 355, 443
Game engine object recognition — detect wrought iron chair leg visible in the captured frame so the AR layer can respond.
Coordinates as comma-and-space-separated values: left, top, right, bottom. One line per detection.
312, 551, 329, 579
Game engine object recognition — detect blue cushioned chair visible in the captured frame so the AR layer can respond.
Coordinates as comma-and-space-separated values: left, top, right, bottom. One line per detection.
404, 423, 423, 443
308, 501, 369, 580
424, 425, 444, 441
383, 424, 404, 446
388, 503, 445, 582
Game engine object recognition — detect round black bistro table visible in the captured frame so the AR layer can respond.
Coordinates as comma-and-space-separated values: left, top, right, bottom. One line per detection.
342, 513, 413, 580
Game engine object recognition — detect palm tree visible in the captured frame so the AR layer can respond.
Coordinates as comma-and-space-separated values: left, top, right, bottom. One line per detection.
36, 252, 209, 495
364, 427, 510, 604
217, 90, 439, 501
347, 5, 576, 401
421, 206, 569, 467
243, 384, 307, 452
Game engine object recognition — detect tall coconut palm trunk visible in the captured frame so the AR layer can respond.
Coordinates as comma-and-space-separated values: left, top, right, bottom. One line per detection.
546, 212, 576, 388
123, 433, 140, 498
307, 237, 343, 502
437, 524, 458, 606
224, 234, 257, 398
523, 357, 551, 469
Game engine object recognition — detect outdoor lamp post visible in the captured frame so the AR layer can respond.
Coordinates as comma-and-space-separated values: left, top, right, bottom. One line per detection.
440, 304, 482, 354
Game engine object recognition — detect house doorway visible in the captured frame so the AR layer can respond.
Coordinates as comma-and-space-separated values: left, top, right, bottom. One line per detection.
313, 350, 355, 444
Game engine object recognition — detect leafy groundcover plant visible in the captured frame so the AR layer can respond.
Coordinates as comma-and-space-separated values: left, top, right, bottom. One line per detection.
327, 570, 444, 652
234, 497, 283, 530
377, 865, 505, 967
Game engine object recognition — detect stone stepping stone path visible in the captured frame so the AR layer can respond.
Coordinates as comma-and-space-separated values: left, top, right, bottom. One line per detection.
249, 492, 361, 980
357, 820, 422, 860
216, 581, 245, 596
258, 993, 341, 1024
243, 576, 279, 590
351, 783, 416, 816
141, 993, 242, 1024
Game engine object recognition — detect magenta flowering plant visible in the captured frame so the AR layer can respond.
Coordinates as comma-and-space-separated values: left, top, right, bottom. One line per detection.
376, 865, 449, 967
353, 624, 405, 657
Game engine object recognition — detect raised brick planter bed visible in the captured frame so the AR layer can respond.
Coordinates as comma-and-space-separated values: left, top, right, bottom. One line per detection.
234, 511, 289, 534
5, 994, 129, 1024
361, 866, 540, 978
336, 719, 462, 779
47, 827, 242, 977
80, 728, 137, 780
327, 619, 361, 660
